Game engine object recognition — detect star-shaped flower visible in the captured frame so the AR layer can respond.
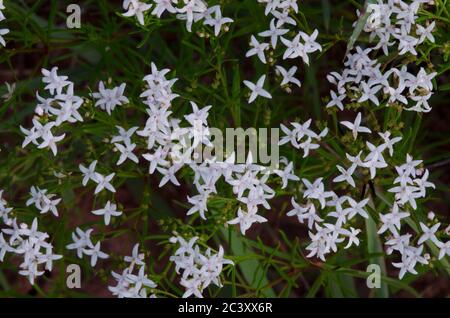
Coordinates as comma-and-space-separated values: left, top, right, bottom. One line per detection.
92, 201, 122, 225
243, 75, 272, 103
340, 112, 372, 140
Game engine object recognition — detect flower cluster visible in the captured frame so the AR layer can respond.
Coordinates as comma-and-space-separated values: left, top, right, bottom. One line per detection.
122, 0, 233, 35
123, 62, 290, 233
279, 119, 328, 158
243, 0, 322, 102
0, 192, 62, 284
26, 186, 62, 217
169, 236, 233, 298
0, 1, 9, 47
92, 81, 129, 115
282, 0, 449, 279
0, 190, 12, 224
79, 160, 117, 195
287, 178, 368, 260
363, 0, 435, 56
66, 227, 109, 267
388, 155, 435, 210
374, 154, 448, 278
327, 1, 437, 113
108, 244, 158, 298
4, 0, 448, 297
20, 67, 83, 156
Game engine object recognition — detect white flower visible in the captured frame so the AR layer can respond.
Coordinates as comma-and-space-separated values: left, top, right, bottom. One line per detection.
39, 245, 63, 272
246, 35, 269, 64
84, 241, 109, 267
279, 124, 299, 147
92, 82, 129, 115
275, 65, 301, 87
287, 199, 322, 229
0, 1, 5, 18
151, 0, 178, 18
299, 137, 320, 157
345, 198, 369, 219
385, 233, 412, 255
79, 160, 99, 186
346, 151, 364, 169
378, 204, 410, 235
49, 87, 84, 126
388, 183, 422, 210
395, 30, 418, 55
41, 67, 71, 96
157, 164, 181, 187
66, 228, 94, 259
0, 195, 12, 224
300, 29, 322, 53
358, 82, 382, 106
363, 143, 388, 179
26, 186, 46, 208
436, 241, 450, 260
258, 19, 288, 48
0, 28, 9, 47
274, 162, 299, 189
340, 112, 372, 140
326, 90, 346, 110
124, 243, 145, 266
306, 224, 332, 261
0, 233, 13, 261
332, 164, 356, 187
170, 236, 232, 298
302, 177, 334, 209
180, 278, 204, 298
243, 75, 272, 103
343, 227, 361, 249
176, 0, 208, 32
281, 34, 308, 62
115, 142, 139, 165
20, 120, 50, 149
408, 68, 436, 93
94, 173, 116, 194
386, 81, 408, 105
327, 198, 349, 226
418, 222, 440, 245
203, 6, 233, 37
39, 195, 62, 217
228, 207, 267, 235
1, 218, 62, 284
416, 21, 435, 44
187, 189, 210, 220
111, 126, 138, 144
2, 82, 15, 101
123, 0, 152, 25
126, 265, 157, 289
287, 198, 307, 220
38, 131, 66, 156
272, 10, 296, 27
392, 245, 428, 279
142, 147, 169, 174
35, 92, 54, 115
92, 201, 122, 225
378, 131, 402, 156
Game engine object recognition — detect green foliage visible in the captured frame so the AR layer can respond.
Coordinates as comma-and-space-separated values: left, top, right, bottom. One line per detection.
0, 0, 449, 298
